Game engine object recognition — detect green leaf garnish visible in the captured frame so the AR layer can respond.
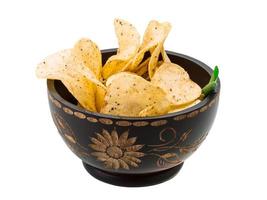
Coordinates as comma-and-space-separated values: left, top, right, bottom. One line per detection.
201, 66, 219, 98
209, 66, 219, 83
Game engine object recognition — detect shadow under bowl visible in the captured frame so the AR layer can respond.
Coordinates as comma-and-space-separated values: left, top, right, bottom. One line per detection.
47, 49, 220, 187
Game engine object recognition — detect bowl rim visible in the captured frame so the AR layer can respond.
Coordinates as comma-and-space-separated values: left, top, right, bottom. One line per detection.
47, 49, 220, 120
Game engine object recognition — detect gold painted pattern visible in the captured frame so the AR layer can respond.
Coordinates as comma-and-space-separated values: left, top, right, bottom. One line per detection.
146, 127, 208, 168
48, 94, 53, 101
116, 121, 132, 126
132, 121, 149, 127
187, 110, 199, 118
99, 118, 113, 125
52, 111, 209, 170
89, 129, 144, 170
150, 120, 168, 126
52, 112, 76, 143
74, 112, 86, 119
209, 99, 216, 107
52, 112, 90, 158
63, 107, 74, 115
173, 115, 187, 121
52, 99, 61, 108
87, 117, 98, 123
200, 105, 208, 112
48, 93, 218, 126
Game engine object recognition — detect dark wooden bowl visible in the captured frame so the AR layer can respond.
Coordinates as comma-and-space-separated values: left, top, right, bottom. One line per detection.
47, 49, 220, 187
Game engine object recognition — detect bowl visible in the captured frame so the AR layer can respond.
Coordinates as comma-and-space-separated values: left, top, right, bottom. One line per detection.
47, 49, 220, 187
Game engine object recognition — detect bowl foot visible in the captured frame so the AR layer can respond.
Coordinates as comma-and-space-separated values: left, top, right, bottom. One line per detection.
82, 162, 184, 187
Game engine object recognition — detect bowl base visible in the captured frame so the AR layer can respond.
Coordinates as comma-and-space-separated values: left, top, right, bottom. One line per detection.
82, 162, 184, 187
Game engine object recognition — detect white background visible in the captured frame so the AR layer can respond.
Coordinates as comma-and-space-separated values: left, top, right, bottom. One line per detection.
0, 0, 266, 199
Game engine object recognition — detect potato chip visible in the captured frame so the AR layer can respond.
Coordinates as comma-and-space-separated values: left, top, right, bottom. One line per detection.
73, 38, 102, 79
161, 47, 171, 63
100, 72, 171, 117
134, 57, 150, 76
36, 49, 72, 79
135, 47, 170, 79
36, 49, 106, 111
36, 49, 105, 89
62, 77, 97, 111
136, 59, 166, 79
127, 20, 171, 72
148, 43, 163, 78
95, 86, 106, 112
36, 18, 206, 117
151, 62, 201, 106
168, 100, 201, 113
138, 98, 172, 117
102, 19, 140, 79
135, 65, 148, 77
133, 57, 149, 72
157, 60, 164, 66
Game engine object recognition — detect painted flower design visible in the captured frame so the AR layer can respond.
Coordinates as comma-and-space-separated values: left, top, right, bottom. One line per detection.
89, 129, 144, 170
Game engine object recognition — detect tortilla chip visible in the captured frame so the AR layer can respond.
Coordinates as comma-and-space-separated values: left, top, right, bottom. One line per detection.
134, 57, 150, 76
127, 20, 171, 72
148, 43, 163, 78
73, 38, 102, 79
151, 62, 201, 105
101, 72, 171, 116
62, 77, 96, 111
36, 49, 106, 111
102, 19, 140, 79
161, 47, 171, 63
95, 86, 106, 112
168, 100, 201, 113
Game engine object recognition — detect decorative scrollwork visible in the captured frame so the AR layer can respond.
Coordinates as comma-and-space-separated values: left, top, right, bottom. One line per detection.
148, 127, 177, 148
52, 112, 90, 158
146, 127, 208, 168
51, 112, 208, 170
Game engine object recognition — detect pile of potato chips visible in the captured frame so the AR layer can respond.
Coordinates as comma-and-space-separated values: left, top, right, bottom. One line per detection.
36, 19, 202, 117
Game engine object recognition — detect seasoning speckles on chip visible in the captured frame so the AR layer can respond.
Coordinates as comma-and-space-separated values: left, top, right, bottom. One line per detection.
102, 19, 140, 79
151, 63, 201, 106
36, 46, 106, 112
100, 72, 171, 117
36, 18, 210, 117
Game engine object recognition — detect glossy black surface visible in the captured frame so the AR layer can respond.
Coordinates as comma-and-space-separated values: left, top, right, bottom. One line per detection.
47, 49, 220, 186
83, 162, 184, 187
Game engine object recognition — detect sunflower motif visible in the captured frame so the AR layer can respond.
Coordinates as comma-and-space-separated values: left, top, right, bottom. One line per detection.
89, 129, 145, 170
